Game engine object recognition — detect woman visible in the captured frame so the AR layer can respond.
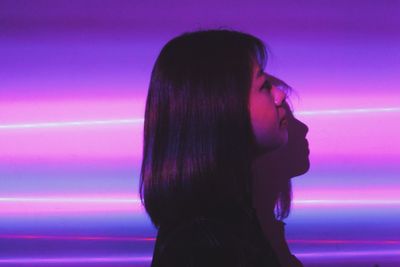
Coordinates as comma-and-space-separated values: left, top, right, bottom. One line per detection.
140, 29, 290, 266
252, 100, 309, 267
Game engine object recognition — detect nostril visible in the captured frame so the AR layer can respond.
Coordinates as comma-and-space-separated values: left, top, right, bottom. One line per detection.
273, 89, 286, 106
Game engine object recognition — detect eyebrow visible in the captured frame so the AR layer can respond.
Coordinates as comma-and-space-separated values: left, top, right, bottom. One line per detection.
257, 68, 264, 77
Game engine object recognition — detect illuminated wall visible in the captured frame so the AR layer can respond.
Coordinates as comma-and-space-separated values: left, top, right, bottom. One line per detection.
1, 1, 399, 266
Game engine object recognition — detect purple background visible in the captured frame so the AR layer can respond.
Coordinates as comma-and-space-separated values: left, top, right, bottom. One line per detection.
1, 0, 399, 266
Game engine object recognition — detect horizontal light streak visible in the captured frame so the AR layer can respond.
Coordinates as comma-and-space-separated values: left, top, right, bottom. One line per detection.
295, 106, 400, 116
2, 235, 399, 246
0, 234, 155, 241
0, 119, 144, 129
0, 256, 152, 264
1, 196, 399, 215
1, 250, 399, 264
0, 106, 398, 130
293, 199, 400, 206
289, 239, 400, 245
0, 197, 140, 203
0, 196, 144, 214
297, 249, 400, 258
1, 197, 399, 206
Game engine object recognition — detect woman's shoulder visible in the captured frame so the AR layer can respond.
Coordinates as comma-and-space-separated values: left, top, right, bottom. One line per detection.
151, 216, 280, 267
151, 217, 245, 267
160, 216, 239, 250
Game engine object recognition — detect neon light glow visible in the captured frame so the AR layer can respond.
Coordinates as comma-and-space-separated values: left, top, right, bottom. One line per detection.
1, 2, 399, 266
1, 234, 399, 246
0, 234, 155, 241
0, 197, 140, 203
0, 106, 399, 130
0, 257, 152, 264
1, 251, 399, 264
296, 250, 400, 258
0, 119, 144, 130
1, 195, 399, 216
295, 107, 400, 116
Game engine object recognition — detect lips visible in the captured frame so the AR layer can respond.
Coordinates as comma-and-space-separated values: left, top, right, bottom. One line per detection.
280, 117, 288, 127
279, 109, 287, 125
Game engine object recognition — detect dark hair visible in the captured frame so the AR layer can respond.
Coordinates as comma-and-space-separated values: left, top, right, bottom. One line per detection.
140, 29, 269, 228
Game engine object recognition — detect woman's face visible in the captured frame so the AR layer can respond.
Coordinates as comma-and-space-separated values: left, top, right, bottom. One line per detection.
249, 62, 288, 153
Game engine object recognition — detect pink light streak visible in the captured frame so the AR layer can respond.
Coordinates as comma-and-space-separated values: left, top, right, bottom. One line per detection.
295, 107, 400, 116
1, 102, 398, 159
293, 189, 400, 207
296, 249, 400, 258
1, 234, 399, 246
0, 251, 399, 264
0, 118, 143, 130
0, 195, 144, 215
289, 239, 400, 245
293, 199, 400, 206
0, 256, 152, 264
0, 106, 399, 130
0, 193, 399, 216
0, 98, 146, 125
0, 234, 155, 241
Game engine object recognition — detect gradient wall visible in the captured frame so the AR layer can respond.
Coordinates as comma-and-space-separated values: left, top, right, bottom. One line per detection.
1, 1, 399, 266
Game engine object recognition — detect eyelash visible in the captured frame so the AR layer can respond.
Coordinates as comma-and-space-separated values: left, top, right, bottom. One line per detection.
261, 80, 272, 90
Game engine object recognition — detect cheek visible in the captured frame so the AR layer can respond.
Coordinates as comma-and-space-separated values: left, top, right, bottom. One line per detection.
249, 95, 286, 150
251, 113, 281, 148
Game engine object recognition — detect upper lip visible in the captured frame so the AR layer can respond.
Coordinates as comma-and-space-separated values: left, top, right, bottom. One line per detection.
280, 110, 287, 122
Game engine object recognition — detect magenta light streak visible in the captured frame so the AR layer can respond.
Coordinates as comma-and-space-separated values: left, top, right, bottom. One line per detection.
1, 193, 399, 215
295, 107, 400, 116
0, 196, 140, 203
296, 249, 400, 258
0, 119, 144, 130
0, 256, 152, 264
0, 234, 155, 241
0, 106, 399, 130
289, 239, 400, 245
0, 99, 146, 124
293, 199, 400, 206
2, 234, 399, 246
1, 104, 398, 159
1, 251, 400, 264
0, 196, 144, 215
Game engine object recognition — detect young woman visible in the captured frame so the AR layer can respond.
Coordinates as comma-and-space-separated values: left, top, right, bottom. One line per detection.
140, 29, 291, 267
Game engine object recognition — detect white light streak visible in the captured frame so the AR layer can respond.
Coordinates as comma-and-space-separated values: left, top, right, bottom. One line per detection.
0, 119, 144, 129
294, 199, 400, 205
0, 197, 140, 203
1, 197, 399, 206
295, 107, 400, 116
0, 107, 399, 130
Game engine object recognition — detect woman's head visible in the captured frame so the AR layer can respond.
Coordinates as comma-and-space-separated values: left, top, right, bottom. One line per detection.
140, 29, 287, 227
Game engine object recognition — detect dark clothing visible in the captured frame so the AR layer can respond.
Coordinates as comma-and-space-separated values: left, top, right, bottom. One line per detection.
151, 203, 281, 267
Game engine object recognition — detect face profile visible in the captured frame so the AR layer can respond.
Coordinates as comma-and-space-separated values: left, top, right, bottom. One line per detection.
249, 62, 289, 153
252, 98, 310, 183
252, 95, 309, 267
281, 102, 310, 177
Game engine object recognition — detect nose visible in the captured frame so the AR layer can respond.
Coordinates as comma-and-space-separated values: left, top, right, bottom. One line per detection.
295, 118, 309, 135
272, 87, 286, 106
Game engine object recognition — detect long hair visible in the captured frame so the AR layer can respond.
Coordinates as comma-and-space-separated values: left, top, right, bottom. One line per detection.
140, 29, 269, 228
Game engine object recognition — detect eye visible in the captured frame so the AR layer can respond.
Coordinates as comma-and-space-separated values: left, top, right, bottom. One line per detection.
261, 79, 272, 91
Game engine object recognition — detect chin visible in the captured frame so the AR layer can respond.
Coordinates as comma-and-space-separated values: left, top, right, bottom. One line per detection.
291, 159, 310, 177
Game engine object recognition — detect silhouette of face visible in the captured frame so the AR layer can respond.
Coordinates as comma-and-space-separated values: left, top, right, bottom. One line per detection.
281, 102, 310, 176
251, 74, 310, 178
249, 62, 288, 152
